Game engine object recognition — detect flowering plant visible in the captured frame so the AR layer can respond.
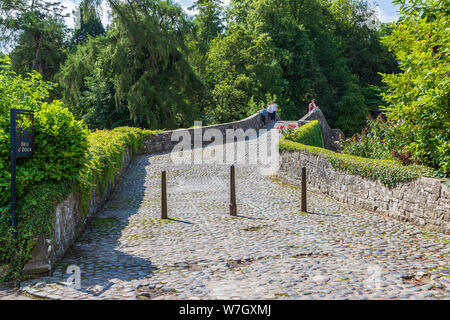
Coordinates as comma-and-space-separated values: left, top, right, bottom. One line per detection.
276, 123, 297, 139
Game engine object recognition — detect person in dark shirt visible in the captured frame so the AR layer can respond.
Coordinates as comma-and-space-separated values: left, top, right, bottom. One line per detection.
260, 104, 267, 126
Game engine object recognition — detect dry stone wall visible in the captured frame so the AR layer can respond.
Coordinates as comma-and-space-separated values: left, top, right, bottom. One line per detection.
22, 147, 132, 274
298, 109, 344, 151
140, 113, 266, 154
277, 149, 450, 234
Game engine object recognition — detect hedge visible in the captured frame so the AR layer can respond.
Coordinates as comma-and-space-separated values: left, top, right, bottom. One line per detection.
279, 138, 436, 188
283, 120, 323, 148
77, 127, 160, 216
0, 126, 158, 281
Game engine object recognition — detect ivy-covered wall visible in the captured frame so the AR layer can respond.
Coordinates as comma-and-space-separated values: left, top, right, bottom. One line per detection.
0, 127, 157, 280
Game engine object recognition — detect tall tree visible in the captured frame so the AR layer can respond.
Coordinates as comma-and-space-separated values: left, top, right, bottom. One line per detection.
229, 0, 370, 133
204, 25, 282, 123
10, 12, 68, 82
380, 0, 450, 175
1, 1, 70, 81
71, 0, 105, 46
0, 0, 69, 50
189, 0, 224, 43
59, 0, 204, 130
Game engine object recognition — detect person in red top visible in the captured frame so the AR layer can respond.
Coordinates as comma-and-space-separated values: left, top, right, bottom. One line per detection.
308, 99, 317, 113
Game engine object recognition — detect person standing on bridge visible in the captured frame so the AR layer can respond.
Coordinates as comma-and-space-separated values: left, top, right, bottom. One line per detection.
271, 100, 278, 121
309, 99, 318, 113
260, 104, 267, 126
267, 102, 275, 122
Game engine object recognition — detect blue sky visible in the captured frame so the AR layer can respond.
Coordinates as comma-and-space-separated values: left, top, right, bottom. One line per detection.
62, 0, 401, 28
375, 0, 401, 22
176, 0, 400, 21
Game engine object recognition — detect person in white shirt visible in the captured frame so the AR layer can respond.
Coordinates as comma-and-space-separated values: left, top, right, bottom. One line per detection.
271, 101, 278, 121
267, 102, 274, 121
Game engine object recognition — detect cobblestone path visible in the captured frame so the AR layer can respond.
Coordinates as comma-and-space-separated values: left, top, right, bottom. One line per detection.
0, 284, 31, 300
21, 131, 449, 300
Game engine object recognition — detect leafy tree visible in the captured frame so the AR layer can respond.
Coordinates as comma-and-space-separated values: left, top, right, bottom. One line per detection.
105, 0, 203, 129
59, 0, 204, 130
380, 0, 450, 175
185, 0, 225, 117
329, 0, 398, 86
0, 1, 70, 82
189, 0, 224, 43
242, 0, 316, 120
56, 35, 107, 118
10, 12, 68, 82
228, 0, 370, 132
71, 0, 105, 46
204, 25, 282, 123
80, 68, 134, 129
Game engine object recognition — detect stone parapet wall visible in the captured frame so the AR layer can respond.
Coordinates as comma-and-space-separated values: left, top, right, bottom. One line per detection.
298, 109, 344, 151
22, 147, 133, 274
277, 149, 450, 234
140, 113, 266, 154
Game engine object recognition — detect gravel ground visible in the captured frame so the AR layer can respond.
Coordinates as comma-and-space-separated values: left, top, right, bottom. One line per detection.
19, 129, 450, 300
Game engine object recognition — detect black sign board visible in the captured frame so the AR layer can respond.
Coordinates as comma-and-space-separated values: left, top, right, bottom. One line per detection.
16, 127, 34, 158
10, 109, 34, 234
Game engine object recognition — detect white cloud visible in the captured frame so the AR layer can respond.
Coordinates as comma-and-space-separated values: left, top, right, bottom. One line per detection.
62, 0, 111, 30
375, 7, 399, 23
61, 1, 78, 29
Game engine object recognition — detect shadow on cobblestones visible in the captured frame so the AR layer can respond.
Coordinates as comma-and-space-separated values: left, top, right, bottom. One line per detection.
23, 157, 161, 299
167, 218, 193, 225
305, 212, 342, 218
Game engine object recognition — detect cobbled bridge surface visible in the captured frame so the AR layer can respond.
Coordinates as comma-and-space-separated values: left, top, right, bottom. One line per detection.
19, 128, 450, 300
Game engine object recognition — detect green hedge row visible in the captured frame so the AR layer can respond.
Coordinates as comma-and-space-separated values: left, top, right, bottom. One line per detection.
283, 120, 323, 148
78, 127, 159, 216
279, 138, 436, 188
0, 126, 158, 281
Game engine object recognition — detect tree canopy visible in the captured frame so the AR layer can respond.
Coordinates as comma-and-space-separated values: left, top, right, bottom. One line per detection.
5, 0, 447, 175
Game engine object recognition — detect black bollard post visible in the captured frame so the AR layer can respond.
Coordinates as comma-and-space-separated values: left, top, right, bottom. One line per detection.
161, 170, 167, 219
301, 167, 307, 212
230, 165, 237, 216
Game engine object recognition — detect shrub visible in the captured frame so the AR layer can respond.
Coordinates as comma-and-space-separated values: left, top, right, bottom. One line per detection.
0, 125, 157, 281
0, 57, 90, 208
341, 114, 403, 161
379, 0, 450, 177
77, 127, 159, 216
279, 138, 436, 188
0, 56, 90, 280
283, 120, 323, 148
0, 57, 159, 281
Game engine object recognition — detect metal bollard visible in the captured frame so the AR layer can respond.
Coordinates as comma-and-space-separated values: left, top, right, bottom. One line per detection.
230, 165, 237, 216
301, 166, 307, 212
161, 170, 167, 219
